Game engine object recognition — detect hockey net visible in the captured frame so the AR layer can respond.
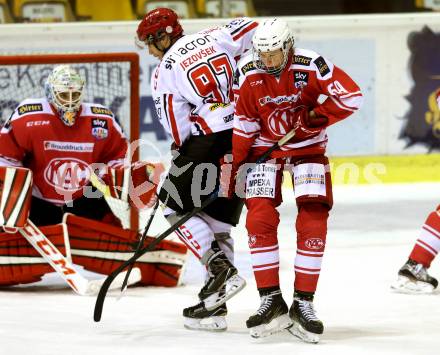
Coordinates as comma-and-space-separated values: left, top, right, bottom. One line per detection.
0, 52, 140, 231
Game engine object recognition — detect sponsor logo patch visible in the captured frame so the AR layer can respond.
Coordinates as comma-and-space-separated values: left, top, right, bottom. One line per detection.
44, 158, 90, 192
18, 104, 43, 115
248, 234, 257, 247
294, 71, 309, 88
259, 93, 301, 106
223, 114, 233, 123
305, 238, 325, 250
209, 103, 231, 111
314, 56, 330, 76
241, 61, 256, 75
44, 141, 94, 152
26, 120, 50, 127
294, 55, 312, 66
91, 118, 108, 139
91, 106, 113, 117
294, 172, 325, 186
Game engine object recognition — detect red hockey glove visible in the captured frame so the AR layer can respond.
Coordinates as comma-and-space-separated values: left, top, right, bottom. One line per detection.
100, 162, 163, 210
129, 161, 159, 209
294, 107, 328, 138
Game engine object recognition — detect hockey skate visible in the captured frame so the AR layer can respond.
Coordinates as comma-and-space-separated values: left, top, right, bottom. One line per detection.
183, 291, 228, 332
246, 289, 292, 338
198, 241, 246, 311
391, 259, 438, 294
183, 286, 228, 332
288, 293, 323, 344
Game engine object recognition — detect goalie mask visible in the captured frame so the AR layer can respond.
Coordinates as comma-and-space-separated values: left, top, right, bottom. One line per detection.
45, 65, 85, 126
135, 7, 183, 51
252, 18, 294, 76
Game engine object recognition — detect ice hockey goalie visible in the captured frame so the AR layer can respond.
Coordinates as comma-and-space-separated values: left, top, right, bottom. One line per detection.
0, 65, 187, 288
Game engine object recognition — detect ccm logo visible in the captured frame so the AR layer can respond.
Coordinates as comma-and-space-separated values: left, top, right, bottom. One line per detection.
305, 238, 324, 250
26, 121, 50, 127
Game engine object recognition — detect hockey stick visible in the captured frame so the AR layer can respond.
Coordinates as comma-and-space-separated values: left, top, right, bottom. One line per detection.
19, 219, 142, 296
93, 128, 296, 321
119, 198, 160, 293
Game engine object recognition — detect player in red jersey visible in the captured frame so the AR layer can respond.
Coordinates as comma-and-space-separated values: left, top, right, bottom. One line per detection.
391, 90, 440, 294
231, 18, 363, 341
0, 65, 186, 289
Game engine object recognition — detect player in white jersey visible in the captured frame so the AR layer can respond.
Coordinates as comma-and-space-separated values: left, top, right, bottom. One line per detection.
136, 8, 258, 331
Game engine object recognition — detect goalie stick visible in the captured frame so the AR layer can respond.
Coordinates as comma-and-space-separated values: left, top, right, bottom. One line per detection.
19, 219, 142, 296
93, 128, 296, 321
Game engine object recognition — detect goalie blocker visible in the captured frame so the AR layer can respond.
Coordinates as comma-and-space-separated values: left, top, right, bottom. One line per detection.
0, 166, 187, 287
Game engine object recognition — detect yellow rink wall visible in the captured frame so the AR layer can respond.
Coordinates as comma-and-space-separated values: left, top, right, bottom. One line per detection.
283, 154, 440, 187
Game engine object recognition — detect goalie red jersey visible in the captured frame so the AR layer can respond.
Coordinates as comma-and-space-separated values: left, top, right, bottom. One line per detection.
233, 48, 363, 165
0, 98, 128, 205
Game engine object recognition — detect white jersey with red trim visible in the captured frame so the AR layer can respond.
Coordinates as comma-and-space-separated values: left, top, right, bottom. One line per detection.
0, 98, 128, 205
151, 17, 258, 147
437, 89, 440, 109
232, 48, 363, 164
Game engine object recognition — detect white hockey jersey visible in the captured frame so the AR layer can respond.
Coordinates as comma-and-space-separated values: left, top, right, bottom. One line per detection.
151, 18, 258, 146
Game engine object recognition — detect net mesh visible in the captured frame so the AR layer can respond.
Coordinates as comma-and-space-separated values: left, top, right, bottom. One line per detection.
0, 54, 139, 230
0, 61, 132, 137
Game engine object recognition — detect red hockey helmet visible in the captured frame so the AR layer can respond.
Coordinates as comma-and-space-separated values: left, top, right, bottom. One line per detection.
136, 8, 183, 46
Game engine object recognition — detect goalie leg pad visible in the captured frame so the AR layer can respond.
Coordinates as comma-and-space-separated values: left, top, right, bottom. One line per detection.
65, 214, 187, 286
0, 224, 67, 286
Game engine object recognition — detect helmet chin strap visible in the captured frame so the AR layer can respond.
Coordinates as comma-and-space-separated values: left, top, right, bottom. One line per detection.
153, 41, 168, 55
153, 34, 182, 56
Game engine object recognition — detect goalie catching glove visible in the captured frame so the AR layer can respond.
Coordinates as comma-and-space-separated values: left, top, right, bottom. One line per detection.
98, 161, 163, 210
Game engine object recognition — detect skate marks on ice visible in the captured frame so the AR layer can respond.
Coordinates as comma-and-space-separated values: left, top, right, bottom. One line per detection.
1, 183, 440, 355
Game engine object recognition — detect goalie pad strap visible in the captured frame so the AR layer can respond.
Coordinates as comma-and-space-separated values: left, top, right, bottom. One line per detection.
0, 167, 33, 228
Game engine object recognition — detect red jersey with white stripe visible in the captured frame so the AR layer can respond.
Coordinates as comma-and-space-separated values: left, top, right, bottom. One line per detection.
0, 98, 128, 205
409, 206, 440, 268
233, 48, 363, 165
437, 90, 440, 109
151, 18, 258, 147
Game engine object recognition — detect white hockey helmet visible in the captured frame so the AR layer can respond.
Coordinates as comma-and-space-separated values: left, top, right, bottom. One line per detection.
252, 18, 294, 76
45, 65, 85, 126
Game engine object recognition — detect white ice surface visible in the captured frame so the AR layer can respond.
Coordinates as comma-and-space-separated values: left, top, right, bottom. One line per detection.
1, 183, 439, 355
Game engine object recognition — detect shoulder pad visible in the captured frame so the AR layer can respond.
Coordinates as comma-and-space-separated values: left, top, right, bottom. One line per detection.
237, 53, 256, 76
293, 54, 313, 66
82, 103, 114, 118
11, 98, 53, 121
292, 48, 320, 67
240, 61, 256, 76
223, 18, 254, 33
313, 56, 331, 77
